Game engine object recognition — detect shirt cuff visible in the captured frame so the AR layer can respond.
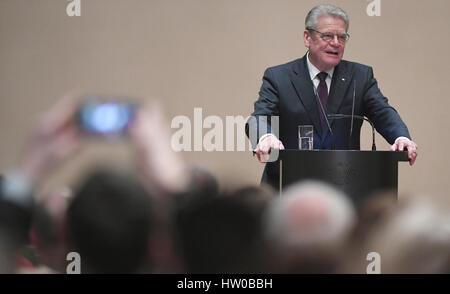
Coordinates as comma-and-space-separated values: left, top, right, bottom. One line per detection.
394, 137, 410, 144
258, 133, 278, 144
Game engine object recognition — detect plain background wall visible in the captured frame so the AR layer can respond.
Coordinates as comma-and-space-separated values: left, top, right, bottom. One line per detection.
0, 0, 449, 205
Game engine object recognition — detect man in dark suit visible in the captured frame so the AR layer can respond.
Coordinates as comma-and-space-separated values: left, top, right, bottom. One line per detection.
247, 4, 418, 189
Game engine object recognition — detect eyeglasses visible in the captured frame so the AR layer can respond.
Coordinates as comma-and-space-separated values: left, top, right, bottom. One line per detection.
307, 28, 350, 44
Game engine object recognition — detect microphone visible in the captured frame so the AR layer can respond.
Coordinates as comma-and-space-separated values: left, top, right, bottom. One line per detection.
327, 114, 377, 151
313, 86, 335, 150
350, 80, 356, 149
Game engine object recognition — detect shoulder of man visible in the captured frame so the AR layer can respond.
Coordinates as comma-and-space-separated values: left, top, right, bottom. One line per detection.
339, 59, 373, 74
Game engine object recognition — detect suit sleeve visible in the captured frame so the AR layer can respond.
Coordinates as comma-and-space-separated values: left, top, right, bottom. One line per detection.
362, 67, 411, 144
246, 68, 280, 148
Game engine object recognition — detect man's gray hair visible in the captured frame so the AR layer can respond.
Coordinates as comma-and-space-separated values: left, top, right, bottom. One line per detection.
305, 4, 349, 32
264, 180, 356, 249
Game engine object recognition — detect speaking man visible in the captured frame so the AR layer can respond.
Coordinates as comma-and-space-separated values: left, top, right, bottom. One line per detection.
248, 4, 418, 189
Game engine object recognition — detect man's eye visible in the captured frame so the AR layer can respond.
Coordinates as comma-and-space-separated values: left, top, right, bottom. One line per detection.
323, 34, 334, 39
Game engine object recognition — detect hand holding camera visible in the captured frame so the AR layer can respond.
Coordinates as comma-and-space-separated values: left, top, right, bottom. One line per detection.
77, 97, 138, 137
20, 94, 188, 195
20, 95, 137, 181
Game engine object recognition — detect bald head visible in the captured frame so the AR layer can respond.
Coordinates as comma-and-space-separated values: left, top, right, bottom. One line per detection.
265, 181, 356, 249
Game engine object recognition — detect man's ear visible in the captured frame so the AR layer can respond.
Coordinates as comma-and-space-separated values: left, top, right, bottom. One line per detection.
303, 30, 310, 48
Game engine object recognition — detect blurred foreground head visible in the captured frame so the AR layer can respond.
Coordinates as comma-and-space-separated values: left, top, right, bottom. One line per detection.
67, 168, 153, 273
0, 174, 34, 273
175, 192, 268, 274
364, 196, 450, 274
31, 187, 72, 272
264, 181, 356, 273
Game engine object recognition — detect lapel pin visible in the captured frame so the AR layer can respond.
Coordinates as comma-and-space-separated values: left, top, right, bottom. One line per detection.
342, 78, 346, 82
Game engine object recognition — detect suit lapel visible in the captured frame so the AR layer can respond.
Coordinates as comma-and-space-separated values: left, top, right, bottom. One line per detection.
290, 56, 324, 139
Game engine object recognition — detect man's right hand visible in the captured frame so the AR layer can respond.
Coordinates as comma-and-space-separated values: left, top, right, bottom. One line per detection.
255, 134, 285, 163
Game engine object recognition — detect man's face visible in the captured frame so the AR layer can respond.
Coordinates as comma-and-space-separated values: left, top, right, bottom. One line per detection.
304, 15, 347, 72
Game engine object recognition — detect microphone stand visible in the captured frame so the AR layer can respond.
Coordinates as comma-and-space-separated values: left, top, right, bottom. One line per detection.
327, 114, 377, 151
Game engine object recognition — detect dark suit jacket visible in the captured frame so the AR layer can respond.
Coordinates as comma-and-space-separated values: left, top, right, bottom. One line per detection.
247, 54, 411, 189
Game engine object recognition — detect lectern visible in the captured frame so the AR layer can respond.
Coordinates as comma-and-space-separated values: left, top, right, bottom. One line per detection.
279, 150, 409, 207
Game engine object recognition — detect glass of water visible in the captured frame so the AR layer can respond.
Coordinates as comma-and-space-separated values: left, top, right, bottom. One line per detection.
298, 125, 314, 150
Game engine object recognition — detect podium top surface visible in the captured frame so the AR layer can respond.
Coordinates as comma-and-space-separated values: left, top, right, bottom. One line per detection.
279, 150, 409, 162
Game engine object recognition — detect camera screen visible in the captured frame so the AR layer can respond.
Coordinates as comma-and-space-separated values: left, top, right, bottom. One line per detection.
79, 101, 136, 135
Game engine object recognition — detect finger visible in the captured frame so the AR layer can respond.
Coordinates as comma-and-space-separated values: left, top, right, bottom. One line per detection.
41, 93, 80, 134
265, 140, 278, 153
390, 143, 397, 151
267, 139, 281, 150
145, 101, 168, 131
257, 151, 268, 163
256, 140, 269, 154
406, 144, 414, 154
398, 142, 405, 151
259, 144, 270, 154
52, 128, 81, 159
409, 153, 417, 166
407, 144, 417, 165
256, 147, 269, 157
128, 110, 142, 133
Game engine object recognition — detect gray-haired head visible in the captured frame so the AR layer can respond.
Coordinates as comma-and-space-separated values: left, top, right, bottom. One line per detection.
264, 180, 356, 249
305, 4, 350, 32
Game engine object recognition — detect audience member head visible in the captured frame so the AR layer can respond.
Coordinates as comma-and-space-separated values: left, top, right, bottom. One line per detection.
174, 165, 219, 207
186, 165, 219, 197
0, 174, 34, 248
362, 196, 450, 274
66, 168, 153, 273
264, 180, 356, 273
0, 173, 35, 273
0, 230, 17, 273
175, 194, 267, 273
30, 187, 72, 272
229, 185, 276, 218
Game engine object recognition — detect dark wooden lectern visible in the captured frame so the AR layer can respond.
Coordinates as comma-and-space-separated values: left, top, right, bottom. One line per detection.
279, 150, 409, 207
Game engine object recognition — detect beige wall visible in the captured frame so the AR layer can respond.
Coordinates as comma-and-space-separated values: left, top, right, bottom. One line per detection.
1, 0, 449, 204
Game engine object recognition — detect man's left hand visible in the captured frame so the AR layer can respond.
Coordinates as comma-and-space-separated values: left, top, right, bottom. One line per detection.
390, 138, 418, 166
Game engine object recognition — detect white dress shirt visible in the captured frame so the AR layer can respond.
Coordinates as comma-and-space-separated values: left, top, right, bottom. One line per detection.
306, 52, 334, 94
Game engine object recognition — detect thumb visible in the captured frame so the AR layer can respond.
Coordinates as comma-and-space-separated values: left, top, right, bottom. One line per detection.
390, 143, 397, 151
